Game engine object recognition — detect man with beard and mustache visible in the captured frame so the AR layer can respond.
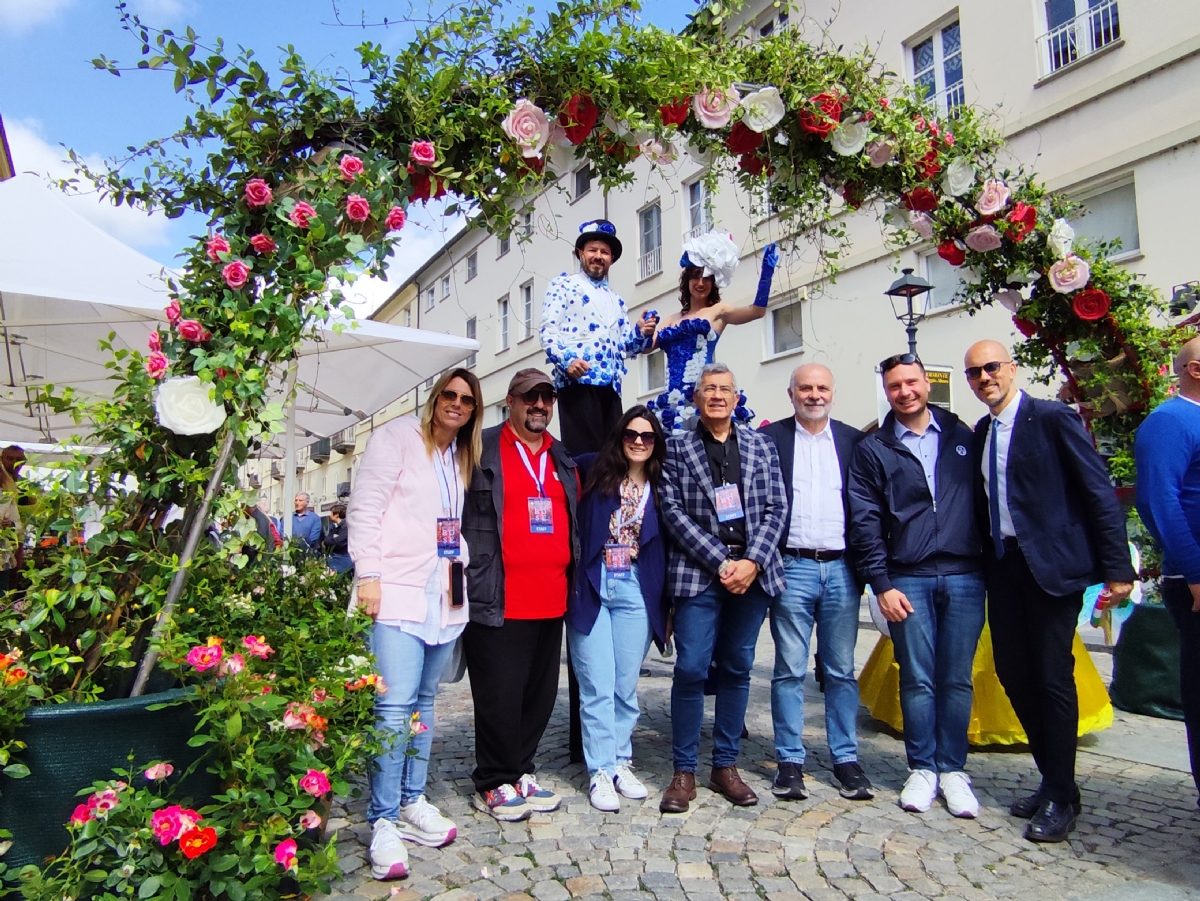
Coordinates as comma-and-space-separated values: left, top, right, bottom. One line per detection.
461, 368, 581, 821
758, 364, 872, 803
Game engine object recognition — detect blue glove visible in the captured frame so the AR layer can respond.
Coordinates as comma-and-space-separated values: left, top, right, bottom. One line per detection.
754, 243, 778, 307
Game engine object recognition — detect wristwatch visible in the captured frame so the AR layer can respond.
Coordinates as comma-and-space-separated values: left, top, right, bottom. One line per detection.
718, 559, 733, 578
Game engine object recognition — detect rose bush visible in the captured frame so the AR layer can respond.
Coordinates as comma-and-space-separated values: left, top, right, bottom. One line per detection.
155, 376, 227, 436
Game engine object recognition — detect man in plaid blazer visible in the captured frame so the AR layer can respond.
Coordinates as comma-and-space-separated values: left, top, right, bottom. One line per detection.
658, 363, 787, 813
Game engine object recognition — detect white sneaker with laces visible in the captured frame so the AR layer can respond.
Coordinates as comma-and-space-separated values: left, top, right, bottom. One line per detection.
399, 795, 458, 847
938, 771, 980, 818
369, 818, 409, 881
612, 764, 649, 800
899, 769, 938, 813
589, 771, 621, 812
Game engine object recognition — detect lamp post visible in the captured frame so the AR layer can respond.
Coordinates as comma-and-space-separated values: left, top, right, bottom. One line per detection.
884, 267, 934, 357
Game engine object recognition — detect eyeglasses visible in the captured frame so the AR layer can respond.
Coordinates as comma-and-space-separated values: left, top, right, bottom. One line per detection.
698, 384, 736, 397
518, 388, 557, 405
622, 429, 656, 447
964, 360, 1011, 381
879, 352, 922, 373
439, 388, 477, 409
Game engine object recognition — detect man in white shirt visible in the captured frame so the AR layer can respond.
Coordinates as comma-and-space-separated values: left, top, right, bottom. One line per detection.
758, 364, 872, 801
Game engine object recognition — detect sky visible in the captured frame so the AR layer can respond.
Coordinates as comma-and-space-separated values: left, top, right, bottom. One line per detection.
0, 0, 701, 313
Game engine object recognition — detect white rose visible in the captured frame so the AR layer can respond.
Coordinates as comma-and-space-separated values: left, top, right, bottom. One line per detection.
996, 289, 1025, 313
1047, 218, 1075, 259
883, 205, 909, 230
942, 158, 976, 197
155, 376, 226, 436
829, 121, 869, 156
740, 87, 786, 133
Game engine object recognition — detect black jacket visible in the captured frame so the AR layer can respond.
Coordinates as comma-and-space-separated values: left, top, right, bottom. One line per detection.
462, 423, 580, 627
847, 405, 982, 593
323, 519, 348, 555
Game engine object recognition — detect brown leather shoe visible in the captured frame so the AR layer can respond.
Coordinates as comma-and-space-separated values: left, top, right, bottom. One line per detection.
659, 770, 697, 813
709, 765, 758, 806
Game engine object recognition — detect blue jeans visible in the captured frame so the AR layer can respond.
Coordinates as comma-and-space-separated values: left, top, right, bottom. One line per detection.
567, 562, 653, 776
770, 556, 861, 766
367, 623, 457, 822
671, 579, 771, 771
888, 572, 986, 773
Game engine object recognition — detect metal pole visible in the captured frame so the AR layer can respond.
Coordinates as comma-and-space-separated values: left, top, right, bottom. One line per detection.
281, 364, 299, 540
906, 296, 919, 357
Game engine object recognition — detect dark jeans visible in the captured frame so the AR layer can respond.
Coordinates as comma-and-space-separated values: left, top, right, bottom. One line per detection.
557, 383, 623, 456
1163, 579, 1200, 798
463, 616, 563, 793
986, 543, 1083, 805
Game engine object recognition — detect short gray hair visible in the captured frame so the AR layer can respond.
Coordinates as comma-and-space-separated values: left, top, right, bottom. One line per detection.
697, 362, 736, 389
295, 492, 311, 502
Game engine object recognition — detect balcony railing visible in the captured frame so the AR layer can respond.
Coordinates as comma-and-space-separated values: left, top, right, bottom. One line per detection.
332, 424, 355, 454
295, 446, 309, 473
336, 481, 351, 498
1037, 0, 1120, 78
686, 220, 713, 241
309, 437, 331, 465
934, 80, 965, 118
638, 246, 662, 281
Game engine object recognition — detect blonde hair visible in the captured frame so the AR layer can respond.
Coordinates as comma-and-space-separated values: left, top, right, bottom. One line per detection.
421, 368, 484, 482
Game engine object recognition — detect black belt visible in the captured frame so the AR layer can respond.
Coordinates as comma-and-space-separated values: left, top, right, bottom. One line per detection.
784, 547, 844, 562
724, 544, 745, 560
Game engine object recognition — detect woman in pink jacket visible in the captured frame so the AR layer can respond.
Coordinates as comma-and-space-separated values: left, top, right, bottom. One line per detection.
349, 367, 483, 880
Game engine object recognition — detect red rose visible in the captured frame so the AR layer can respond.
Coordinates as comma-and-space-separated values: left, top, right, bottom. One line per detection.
1013, 316, 1040, 337
205, 235, 230, 263
842, 181, 865, 210
222, 260, 250, 290
659, 99, 690, 127
902, 187, 939, 211
558, 94, 599, 145
1072, 287, 1111, 321
916, 148, 941, 181
726, 121, 764, 155
520, 155, 545, 175
177, 319, 212, 343
1006, 202, 1037, 243
407, 165, 449, 202
249, 233, 277, 254
244, 178, 273, 208
600, 136, 635, 163
937, 240, 966, 266
179, 826, 217, 859
345, 194, 371, 223
384, 207, 407, 232
738, 153, 767, 176
798, 92, 843, 137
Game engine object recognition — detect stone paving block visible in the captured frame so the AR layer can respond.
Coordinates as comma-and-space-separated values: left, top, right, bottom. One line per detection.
529, 881, 570, 901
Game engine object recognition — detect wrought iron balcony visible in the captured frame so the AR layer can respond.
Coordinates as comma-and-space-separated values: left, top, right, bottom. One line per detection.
332, 424, 356, 454
309, 437, 331, 465
1037, 0, 1120, 78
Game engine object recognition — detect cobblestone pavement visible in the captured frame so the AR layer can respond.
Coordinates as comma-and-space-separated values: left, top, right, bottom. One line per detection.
316, 625, 1200, 901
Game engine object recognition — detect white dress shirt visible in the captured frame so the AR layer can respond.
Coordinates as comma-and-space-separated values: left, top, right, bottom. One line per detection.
982, 389, 1023, 539
788, 419, 845, 551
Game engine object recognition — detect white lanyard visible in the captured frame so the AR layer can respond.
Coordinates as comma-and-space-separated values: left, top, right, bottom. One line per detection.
433, 440, 460, 517
614, 481, 651, 533
515, 441, 549, 498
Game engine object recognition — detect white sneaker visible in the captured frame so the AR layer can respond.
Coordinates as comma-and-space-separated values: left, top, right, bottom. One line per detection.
369, 818, 409, 881
613, 764, 649, 800
899, 769, 938, 813
399, 795, 457, 847
938, 771, 980, 818
588, 771, 621, 812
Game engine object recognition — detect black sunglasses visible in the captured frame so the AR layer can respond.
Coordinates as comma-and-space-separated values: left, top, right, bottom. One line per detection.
439, 388, 477, 409
964, 360, 1011, 381
519, 388, 557, 405
880, 352, 922, 373
622, 429, 656, 446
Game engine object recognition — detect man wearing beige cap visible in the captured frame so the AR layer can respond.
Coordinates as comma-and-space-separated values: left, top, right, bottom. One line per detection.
462, 368, 581, 821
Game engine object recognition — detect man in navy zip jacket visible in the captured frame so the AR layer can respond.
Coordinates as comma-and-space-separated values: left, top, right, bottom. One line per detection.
848, 354, 985, 821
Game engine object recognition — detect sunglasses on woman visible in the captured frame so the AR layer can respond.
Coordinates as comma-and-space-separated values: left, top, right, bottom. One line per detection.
622, 429, 656, 446
439, 388, 477, 409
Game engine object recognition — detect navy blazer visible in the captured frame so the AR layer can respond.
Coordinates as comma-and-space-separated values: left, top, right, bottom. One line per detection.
568, 454, 670, 647
972, 393, 1135, 596
757, 417, 864, 571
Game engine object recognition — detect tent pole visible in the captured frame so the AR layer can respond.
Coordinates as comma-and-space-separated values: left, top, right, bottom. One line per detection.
281, 363, 299, 539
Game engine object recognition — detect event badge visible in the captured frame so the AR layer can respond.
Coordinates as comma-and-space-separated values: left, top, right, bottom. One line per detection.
714, 484, 745, 523
528, 497, 554, 533
604, 542, 632, 579
436, 517, 461, 557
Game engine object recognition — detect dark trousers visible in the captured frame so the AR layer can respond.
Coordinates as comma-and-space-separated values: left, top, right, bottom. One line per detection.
1163, 579, 1200, 797
557, 383, 623, 456
463, 616, 563, 793
986, 542, 1083, 805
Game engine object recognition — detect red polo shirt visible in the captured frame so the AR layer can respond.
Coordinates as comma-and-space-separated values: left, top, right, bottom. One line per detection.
499, 422, 572, 619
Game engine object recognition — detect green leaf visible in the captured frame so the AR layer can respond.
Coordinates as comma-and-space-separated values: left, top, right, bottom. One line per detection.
3, 764, 30, 779
139, 875, 163, 898
226, 710, 242, 739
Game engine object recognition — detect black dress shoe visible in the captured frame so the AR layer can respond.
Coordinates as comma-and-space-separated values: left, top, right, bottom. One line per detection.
1025, 799, 1077, 843
1011, 792, 1082, 819
772, 761, 808, 800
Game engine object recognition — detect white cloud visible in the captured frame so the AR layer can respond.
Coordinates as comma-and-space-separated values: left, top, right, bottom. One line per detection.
0, 0, 74, 32
122, 0, 190, 19
5, 118, 173, 250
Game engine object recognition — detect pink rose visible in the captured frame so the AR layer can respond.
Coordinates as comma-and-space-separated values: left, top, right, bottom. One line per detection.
283, 701, 315, 730
185, 643, 223, 671
908, 211, 935, 240
89, 788, 121, 815
501, 98, 552, 158
243, 635, 273, 658
147, 331, 161, 352
222, 260, 250, 290
165, 299, 181, 325
249, 233, 277, 254
384, 207, 407, 232
975, 179, 1011, 216
299, 769, 331, 797
151, 805, 201, 845
217, 652, 245, 676
144, 351, 169, 380
338, 154, 364, 182
244, 178, 273, 208
299, 810, 322, 831
345, 194, 371, 223
312, 687, 328, 703
274, 838, 298, 871
410, 141, 437, 167
965, 224, 1003, 252
205, 235, 230, 262
289, 201, 317, 229
1048, 255, 1091, 294
692, 86, 740, 129
69, 803, 94, 826
177, 319, 211, 343
144, 763, 175, 782
866, 140, 894, 168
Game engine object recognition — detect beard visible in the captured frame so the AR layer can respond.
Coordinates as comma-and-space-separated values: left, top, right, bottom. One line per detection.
795, 402, 828, 422
523, 412, 549, 433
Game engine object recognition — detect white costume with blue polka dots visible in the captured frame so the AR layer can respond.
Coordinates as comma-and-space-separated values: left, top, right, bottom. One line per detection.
540, 271, 650, 393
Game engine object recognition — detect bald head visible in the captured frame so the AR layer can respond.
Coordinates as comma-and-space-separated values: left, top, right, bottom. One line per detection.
1175, 336, 1200, 400
788, 363, 835, 432
964, 340, 1011, 366
964, 339, 1019, 413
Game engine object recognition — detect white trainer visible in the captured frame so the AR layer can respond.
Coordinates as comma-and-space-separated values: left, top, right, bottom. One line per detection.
399, 795, 458, 847
369, 818, 409, 881
613, 764, 649, 800
588, 771, 621, 812
899, 769, 938, 813
938, 771, 980, 818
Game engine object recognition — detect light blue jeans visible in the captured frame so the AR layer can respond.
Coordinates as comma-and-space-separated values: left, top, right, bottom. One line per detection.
770, 555, 862, 766
566, 562, 652, 776
367, 623, 457, 822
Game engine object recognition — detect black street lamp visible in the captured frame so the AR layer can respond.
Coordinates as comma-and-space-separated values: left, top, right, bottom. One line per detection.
885, 267, 934, 357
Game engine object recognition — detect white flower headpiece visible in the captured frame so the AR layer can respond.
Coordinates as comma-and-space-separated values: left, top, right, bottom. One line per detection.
680, 232, 739, 288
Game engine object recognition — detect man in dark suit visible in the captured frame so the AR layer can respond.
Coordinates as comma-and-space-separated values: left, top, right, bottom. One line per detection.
658, 362, 787, 813
964, 340, 1134, 843
758, 364, 872, 802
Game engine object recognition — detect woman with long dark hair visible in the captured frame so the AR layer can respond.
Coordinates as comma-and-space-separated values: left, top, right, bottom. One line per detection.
567, 405, 670, 811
